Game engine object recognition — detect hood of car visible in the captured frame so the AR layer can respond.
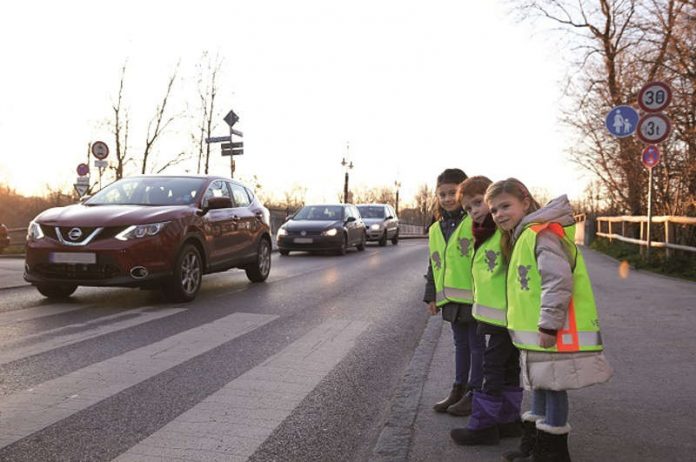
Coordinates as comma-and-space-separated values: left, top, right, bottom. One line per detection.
35, 204, 193, 227
362, 218, 387, 226
284, 220, 341, 232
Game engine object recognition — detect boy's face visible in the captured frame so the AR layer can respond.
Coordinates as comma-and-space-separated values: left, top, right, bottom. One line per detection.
436, 183, 460, 212
461, 193, 489, 224
488, 192, 530, 232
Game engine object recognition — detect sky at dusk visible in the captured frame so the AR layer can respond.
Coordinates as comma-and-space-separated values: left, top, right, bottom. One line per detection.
0, 0, 587, 206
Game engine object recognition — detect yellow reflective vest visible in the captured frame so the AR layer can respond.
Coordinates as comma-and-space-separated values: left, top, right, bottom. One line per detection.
507, 222, 603, 352
472, 229, 507, 327
428, 215, 474, 306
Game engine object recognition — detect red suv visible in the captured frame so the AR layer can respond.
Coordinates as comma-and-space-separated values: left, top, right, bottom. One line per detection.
24, 175, 272, 301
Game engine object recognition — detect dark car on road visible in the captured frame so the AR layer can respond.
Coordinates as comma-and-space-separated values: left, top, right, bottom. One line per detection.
357, 204, 399, 246
24, 175, 272, 301
276, 204, 366, 255
0, 224, 10, 253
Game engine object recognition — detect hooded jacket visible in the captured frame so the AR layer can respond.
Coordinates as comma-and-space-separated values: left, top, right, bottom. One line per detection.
512, 195, 613, 390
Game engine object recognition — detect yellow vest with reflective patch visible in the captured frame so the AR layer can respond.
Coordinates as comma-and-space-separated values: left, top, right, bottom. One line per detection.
507, 222, 603, 352
472, 229, 507, 327
428, 216, 474, 306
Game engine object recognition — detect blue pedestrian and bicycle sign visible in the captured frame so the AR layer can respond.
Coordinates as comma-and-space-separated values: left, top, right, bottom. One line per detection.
605, 105, 639, 138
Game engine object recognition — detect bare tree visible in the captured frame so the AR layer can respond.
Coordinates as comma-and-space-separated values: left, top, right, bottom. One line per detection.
194, 52, 223, 175
351, 186, 396, 205
140, 64, 184, 174
109, 62, 131, 180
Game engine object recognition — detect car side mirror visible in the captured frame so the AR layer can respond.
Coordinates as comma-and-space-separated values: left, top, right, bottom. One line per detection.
345, 216, 356, 223
385, 215, 394, 220
205, 196, 233, 211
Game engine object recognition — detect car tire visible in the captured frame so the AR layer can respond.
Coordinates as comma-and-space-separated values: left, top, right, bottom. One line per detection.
36, 283, 77, 299
279, 249, 290, 256
379, 231, 388, 247
163, 244, 202, 302
357, 232, 366, 251
246, 238, 272, 283
392, 231, 399, 245
337, 235, 347, 255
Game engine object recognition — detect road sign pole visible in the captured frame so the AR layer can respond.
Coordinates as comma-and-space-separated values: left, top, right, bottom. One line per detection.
229, 125, 235, 178
646, 167, 653, 260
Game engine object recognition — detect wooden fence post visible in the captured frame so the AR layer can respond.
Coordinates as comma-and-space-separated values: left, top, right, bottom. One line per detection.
665, 219, 672, 259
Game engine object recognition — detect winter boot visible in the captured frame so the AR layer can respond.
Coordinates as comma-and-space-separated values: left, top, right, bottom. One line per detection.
519, 421, 571, 462
498, 386, 523, 438
450, 391, 502, 446
446, 389, 473, 416
433, 383, 465, 413
501, 412, 542, 462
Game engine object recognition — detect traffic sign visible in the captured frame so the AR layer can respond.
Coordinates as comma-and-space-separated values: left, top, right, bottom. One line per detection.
224, 110, 239, 127
230, 142, 243, 148
205, 135, 232, 144
641, 145, 661, 169
94, 160, 108, 169
231, 128, 243, 137
76, 176, 90, 185
638, 81, 672, 113
637, 113, 671, 144
91, 141, 109, 160
74, 183, 89, 197
76, 163, 89, 176
605, 105, 639, 138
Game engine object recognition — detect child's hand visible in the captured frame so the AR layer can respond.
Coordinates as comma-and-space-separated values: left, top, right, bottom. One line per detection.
538, 332, 557, 348
427, 302, 438, 316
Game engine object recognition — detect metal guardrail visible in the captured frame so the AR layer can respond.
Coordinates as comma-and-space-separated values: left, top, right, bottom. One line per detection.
7, 227, 26, 247
596, 215, 696, 256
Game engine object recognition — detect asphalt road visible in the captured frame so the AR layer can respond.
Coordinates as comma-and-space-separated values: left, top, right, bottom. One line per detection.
0, 240, 431, 462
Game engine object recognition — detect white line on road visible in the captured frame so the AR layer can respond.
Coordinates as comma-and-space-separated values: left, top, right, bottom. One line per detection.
0, 311, 278, 449
114, 318, 370, 462
0, 304, 87, 326
0, 307, 186, 365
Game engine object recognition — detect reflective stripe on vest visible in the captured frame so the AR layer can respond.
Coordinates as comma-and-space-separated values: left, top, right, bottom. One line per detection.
472, 303, 507, 323
506, 221, 603, 353
429, 217, 474, 306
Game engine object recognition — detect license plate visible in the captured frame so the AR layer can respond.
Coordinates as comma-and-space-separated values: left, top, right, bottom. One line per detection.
294, 238, 313, 244
50, 252, 97, 264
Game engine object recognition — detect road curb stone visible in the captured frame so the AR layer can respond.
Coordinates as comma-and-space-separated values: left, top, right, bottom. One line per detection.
369, 315, 443, 462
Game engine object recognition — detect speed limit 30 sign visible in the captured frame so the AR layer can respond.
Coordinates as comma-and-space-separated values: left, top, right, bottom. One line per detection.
637, 113, 671, 144
638, 81, 672, 113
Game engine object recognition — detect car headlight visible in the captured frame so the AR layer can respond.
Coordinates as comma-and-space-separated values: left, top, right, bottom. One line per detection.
370, 224, 382, 231
27, 221, 44, 240
115, 221, 169, 241
277, 227, 288, 237
322, 228, 338, 236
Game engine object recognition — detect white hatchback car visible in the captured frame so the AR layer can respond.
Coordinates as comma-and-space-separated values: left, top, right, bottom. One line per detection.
356, 204, 399, 246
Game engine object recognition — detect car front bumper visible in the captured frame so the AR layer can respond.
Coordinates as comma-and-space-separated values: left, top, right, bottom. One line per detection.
277, 234, 344, 251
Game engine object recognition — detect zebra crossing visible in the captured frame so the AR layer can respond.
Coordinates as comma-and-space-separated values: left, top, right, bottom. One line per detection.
0, 303, 370, 461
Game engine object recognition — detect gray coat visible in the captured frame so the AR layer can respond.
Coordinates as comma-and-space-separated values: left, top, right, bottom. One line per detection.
513, 195, 613, 390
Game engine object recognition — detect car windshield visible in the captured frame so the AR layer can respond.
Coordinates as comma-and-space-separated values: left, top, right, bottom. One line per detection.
293, 205, 344, 221
85, 177, 207, 206
357, 206, 385, 219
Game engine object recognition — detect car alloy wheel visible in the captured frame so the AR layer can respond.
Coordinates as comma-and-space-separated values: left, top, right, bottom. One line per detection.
246, 238, 271, 282
164, 244, 202, 302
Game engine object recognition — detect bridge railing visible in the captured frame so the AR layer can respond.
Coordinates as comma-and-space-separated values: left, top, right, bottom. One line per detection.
595, 215, 696, 257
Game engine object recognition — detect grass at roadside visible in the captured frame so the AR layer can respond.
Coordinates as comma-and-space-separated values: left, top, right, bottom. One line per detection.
591, 238, 696, 282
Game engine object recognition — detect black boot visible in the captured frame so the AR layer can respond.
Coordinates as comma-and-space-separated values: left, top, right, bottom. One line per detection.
521, 422, 571, 462
433, 383, 465, 413
501, 412, 541, 461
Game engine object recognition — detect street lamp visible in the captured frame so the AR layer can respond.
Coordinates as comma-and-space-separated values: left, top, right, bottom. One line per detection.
341, 156, 353, 204
394, 180, 402, 216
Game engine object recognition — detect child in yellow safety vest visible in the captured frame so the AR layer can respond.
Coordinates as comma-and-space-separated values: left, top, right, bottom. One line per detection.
485, 178, 613, 462
449, 176, 523, 447
424, 168, 485, 417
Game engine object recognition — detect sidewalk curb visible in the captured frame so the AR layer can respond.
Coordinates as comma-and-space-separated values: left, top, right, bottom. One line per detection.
369, 315, 443, 462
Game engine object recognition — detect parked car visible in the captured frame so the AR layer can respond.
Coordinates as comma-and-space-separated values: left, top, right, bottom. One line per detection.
276, 204, 366, 255
0, 224, 10, 253
24, 175, 272, 301
356, 204, 399, 246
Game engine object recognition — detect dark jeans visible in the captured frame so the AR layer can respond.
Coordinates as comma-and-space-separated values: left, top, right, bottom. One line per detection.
451, 321, 485, 389
481, 329, 520, 395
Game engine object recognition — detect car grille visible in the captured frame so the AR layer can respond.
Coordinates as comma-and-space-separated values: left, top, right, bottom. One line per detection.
33, 263, 122, 280
286, 230, 324, 236
40, 225, 125, 243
